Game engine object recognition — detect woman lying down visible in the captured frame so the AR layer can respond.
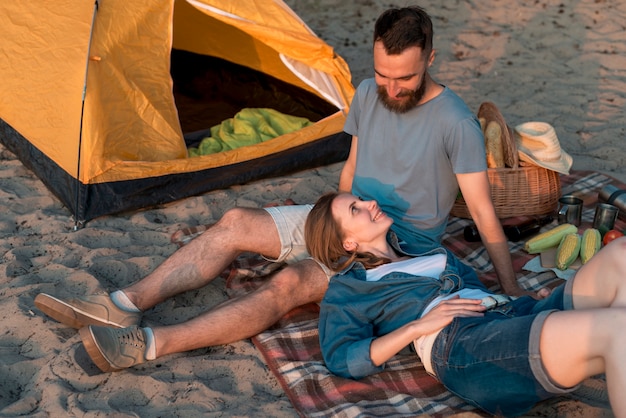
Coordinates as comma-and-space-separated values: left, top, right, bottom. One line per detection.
304, 192, 626, 417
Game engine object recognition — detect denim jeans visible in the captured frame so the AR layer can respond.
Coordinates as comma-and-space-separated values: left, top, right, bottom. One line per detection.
430, 279, 576, 416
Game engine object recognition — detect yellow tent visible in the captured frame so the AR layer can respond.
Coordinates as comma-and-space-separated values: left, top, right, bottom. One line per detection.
0, 0, 354, 225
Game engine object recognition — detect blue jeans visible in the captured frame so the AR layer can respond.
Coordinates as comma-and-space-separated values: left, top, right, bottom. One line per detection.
430, 279, 576, 416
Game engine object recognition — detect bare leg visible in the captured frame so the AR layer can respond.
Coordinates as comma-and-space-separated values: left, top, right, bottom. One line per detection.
570, 237, 626, 310
151, 258, 328, 353
538, 238, 626, 415
124, 207, 282, 310
540, 308, 626, 415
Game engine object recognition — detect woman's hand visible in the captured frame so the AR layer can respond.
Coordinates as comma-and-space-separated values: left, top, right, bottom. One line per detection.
415, 296, 486, 336
369, 296, 486, 367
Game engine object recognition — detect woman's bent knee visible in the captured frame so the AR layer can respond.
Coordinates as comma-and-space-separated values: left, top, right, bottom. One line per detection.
604, 237, 626, 268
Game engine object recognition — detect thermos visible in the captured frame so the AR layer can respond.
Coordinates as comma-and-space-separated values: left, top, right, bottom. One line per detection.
504, 216, 554, 241
598, 185, 626, 220
463, 215, 553, 242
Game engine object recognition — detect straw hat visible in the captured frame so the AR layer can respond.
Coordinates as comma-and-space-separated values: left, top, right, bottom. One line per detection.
514, 122, 573, 175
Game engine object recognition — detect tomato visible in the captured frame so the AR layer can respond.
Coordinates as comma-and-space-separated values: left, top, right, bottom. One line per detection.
602, 229, 624, 246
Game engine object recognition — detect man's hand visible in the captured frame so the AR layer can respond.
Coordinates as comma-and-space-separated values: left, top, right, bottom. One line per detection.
529, 286, 552, 299
504, 285, 551, 300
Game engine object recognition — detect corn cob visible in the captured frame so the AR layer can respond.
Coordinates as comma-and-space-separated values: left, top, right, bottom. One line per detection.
580, 228, 601, 264
524, 223, 578, 254
555, 233, 581, 270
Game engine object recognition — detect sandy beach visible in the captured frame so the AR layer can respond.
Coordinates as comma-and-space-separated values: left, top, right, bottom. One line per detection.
1, 0, 624, 416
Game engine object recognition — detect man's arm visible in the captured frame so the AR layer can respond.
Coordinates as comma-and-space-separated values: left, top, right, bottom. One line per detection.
338, 135, 358, 192
457, 171, 550, 299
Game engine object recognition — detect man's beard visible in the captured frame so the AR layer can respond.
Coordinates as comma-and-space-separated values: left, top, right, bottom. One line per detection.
376, 79, 427, 114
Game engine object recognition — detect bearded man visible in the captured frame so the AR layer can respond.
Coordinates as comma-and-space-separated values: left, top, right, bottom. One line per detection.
339, 6, 519, 283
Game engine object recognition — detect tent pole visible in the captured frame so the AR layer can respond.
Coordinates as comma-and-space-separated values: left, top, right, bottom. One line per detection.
74, 0, 100, 230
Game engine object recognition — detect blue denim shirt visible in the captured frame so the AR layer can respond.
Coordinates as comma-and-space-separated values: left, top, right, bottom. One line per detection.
318, 232, 488, 380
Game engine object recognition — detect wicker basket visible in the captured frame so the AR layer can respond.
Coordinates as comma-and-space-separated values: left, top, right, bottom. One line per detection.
450, 164, 561, 219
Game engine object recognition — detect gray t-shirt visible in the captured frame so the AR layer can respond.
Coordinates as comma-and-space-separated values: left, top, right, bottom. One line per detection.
344, 78, 486, 246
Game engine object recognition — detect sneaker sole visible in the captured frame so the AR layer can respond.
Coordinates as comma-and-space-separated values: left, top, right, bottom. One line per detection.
34, 294, 124, 329
79, 326, 119, 373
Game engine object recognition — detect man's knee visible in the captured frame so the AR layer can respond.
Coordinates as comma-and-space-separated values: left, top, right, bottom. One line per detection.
267, 261, 329, 304
207, 207, 282, 258
215, 207, 275, 241
218, 207, 267, 232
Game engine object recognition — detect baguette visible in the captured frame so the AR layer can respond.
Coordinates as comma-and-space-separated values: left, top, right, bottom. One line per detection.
477, 102, 519, 168
478, 117, 487, 133
485, 120, 505, 168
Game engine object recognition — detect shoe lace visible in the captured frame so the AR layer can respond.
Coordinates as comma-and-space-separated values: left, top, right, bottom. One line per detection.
118, 327, 145, 349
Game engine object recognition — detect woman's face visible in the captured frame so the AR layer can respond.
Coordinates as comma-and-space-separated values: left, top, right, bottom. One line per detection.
331, 193, 393, 252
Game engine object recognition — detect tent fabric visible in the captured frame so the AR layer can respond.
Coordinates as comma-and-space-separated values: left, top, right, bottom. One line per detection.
0, 0, 354, 225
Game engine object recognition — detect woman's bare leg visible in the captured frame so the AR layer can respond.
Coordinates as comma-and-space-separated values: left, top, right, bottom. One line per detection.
538, 237, 626, 415
569, 237, 626, 310
540, 308, 626, 415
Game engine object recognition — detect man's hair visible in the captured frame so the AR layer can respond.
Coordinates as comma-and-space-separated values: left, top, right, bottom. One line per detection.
373, 6, 433, 55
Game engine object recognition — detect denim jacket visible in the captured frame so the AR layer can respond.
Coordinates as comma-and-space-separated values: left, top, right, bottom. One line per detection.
318, 232, 487, 380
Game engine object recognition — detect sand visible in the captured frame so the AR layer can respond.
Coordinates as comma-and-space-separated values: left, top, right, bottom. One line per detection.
1, 0, 624, 416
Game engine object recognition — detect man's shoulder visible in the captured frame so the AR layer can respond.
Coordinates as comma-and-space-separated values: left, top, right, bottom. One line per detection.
435, 87, 475, 116
421, 87, 478, 130
356, 78, 377, 93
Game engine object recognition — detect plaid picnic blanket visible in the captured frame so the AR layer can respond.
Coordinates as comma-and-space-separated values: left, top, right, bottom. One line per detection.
178, 170, 625, 417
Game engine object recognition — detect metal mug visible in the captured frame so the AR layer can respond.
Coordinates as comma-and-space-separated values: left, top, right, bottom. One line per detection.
598, 184, 626, 220
557, 195, 583, 226
592, 203, 619, 235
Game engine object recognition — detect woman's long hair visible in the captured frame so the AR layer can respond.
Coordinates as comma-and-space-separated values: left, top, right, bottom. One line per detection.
305, 192, 392, 271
